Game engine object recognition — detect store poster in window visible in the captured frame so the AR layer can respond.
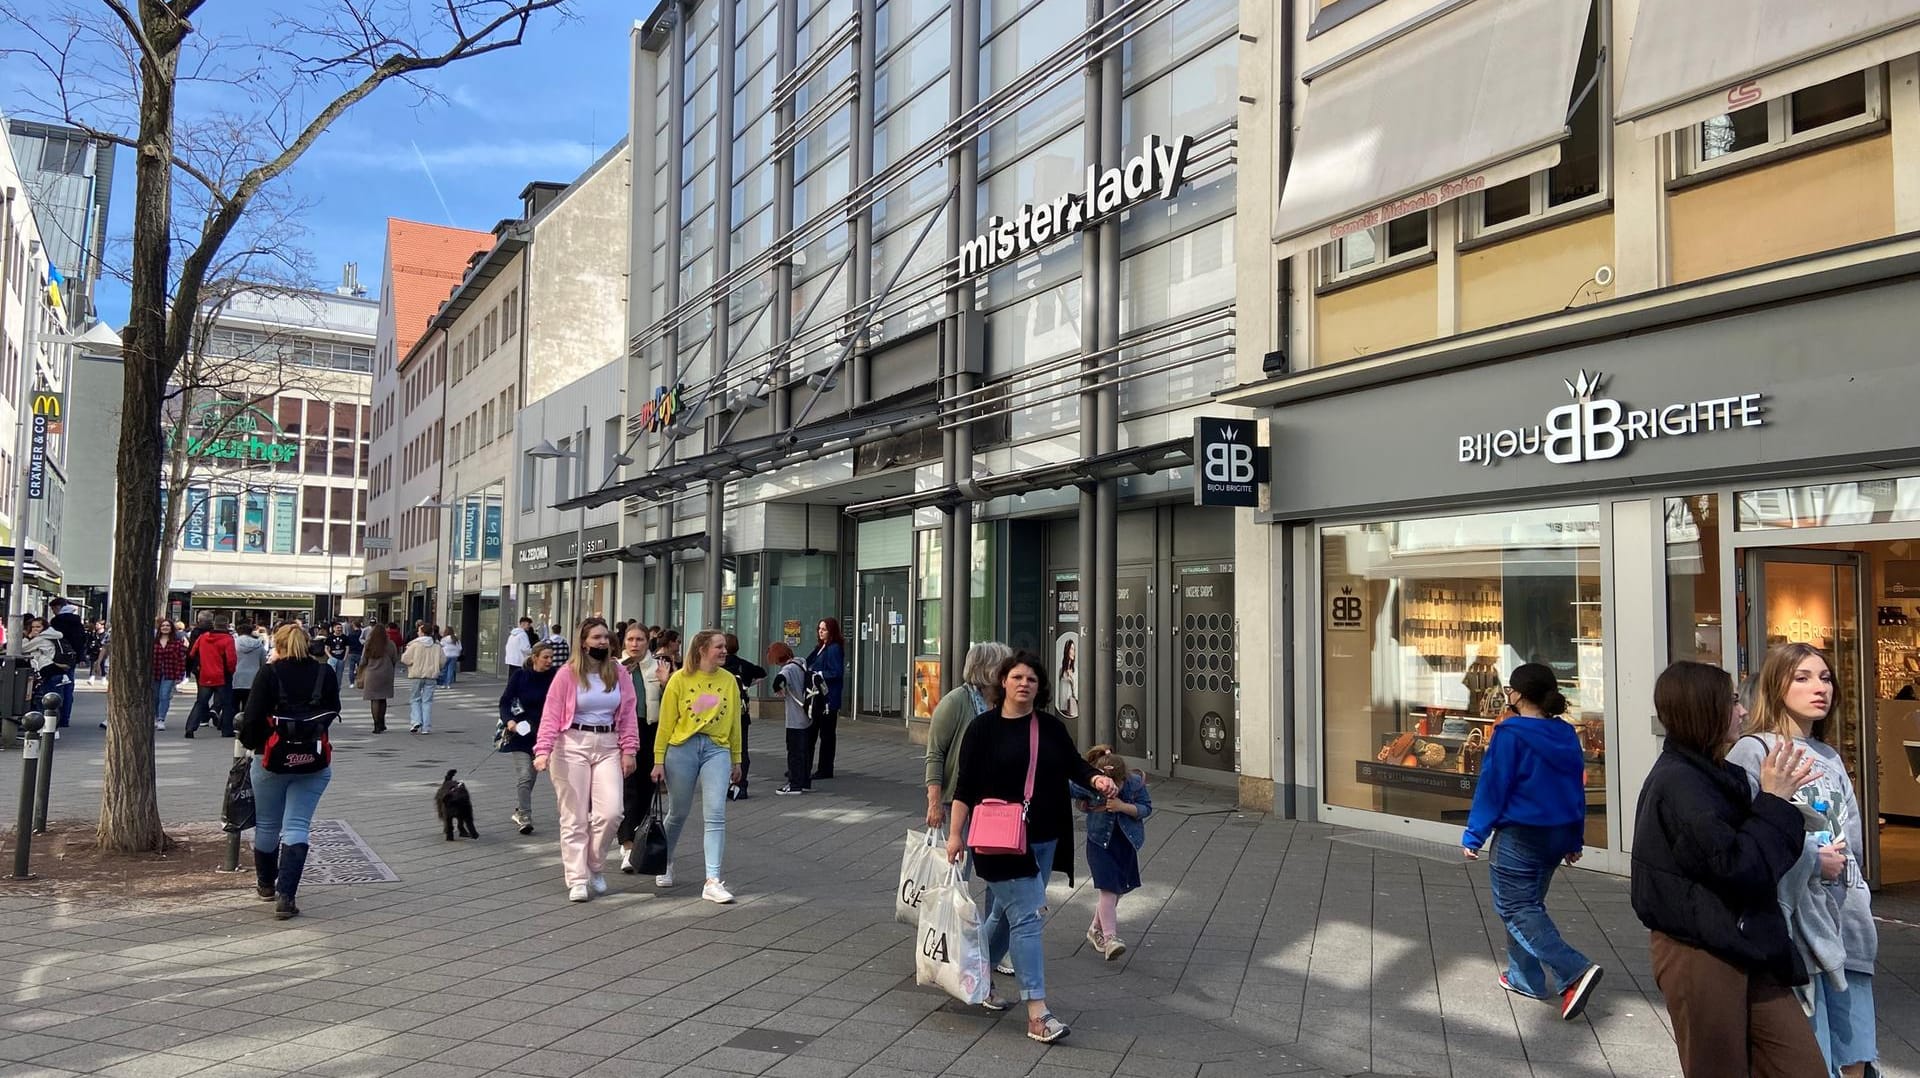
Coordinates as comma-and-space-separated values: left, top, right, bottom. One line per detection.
913, 659, 941, 719
1053, 572, 1080, 720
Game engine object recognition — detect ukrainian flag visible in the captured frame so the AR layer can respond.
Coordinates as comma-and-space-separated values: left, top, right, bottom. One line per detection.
45, 261, 65, 312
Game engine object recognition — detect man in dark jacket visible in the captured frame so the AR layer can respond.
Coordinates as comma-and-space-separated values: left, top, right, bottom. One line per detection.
42, 598, 87, 728
183, 619, 239, 738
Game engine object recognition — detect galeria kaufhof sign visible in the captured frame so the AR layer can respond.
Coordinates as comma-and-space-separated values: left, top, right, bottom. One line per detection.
178, 400, 299, 464
957, 134, 1195, 278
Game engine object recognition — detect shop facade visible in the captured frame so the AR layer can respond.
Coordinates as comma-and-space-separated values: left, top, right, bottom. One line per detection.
512, 523, 621, 636
1256, 271, 1920, 879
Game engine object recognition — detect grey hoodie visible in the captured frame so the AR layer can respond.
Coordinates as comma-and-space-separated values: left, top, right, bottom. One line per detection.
1726, 732, 1878, 974
232, 633, 266, 690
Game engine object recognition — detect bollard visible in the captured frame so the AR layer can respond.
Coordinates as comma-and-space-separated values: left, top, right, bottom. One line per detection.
221, 735, 246, 873
9, 711, 44, 879
31, 691, 60, 834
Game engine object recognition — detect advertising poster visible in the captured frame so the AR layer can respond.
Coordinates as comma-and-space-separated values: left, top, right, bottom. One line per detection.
243, 492, 267, 553
183, 487, 209, 550
1052, 573, 1079, 719
213, 495, 239, 551
271, 493, 296, 553
783, 619, 803, 647
462, 499, 482, 560
913, 659, 941, 719
483, 502, 503, 559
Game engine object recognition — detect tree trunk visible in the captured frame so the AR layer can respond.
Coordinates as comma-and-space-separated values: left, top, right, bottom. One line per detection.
154, 381, 197, 613
97, 19, 180, 854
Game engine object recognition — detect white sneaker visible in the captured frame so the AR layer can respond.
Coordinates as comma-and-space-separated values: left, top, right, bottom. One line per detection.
702, 879, 735, 904
567, 885, 590, 902
620, 849, 636, 874
590, 874, 608, 895
154, 720, 166, 731
655, 864, 674, 888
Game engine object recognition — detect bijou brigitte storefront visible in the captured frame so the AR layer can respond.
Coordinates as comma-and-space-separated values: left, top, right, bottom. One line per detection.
1254, 273, 1920, 883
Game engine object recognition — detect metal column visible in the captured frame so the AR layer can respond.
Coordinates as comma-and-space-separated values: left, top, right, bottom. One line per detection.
770, 0, 798, 435
652, 11, 690, 631
1092, 0, 1123, 749
950, 0, 980, 664
850, 0, 877, 405
1072, 0, 1105, 748
704, 0, 738, 615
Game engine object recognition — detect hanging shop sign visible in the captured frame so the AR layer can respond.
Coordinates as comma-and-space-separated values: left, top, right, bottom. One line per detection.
178, 400, 299, 464
1458, 370, 1764, 468
958, 134, 1196, 278
638, 384, 685, 433
1193, 416, 1267, 507
25, 391, 60, 500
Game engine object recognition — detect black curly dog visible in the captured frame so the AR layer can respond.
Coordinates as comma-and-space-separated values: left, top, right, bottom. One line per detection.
435, 769, 478, 840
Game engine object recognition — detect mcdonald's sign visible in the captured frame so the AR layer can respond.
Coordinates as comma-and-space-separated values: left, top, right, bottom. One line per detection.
30, 391, 64, 435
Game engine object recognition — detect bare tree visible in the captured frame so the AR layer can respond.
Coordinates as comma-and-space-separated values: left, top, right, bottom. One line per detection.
0, 0, 566, 853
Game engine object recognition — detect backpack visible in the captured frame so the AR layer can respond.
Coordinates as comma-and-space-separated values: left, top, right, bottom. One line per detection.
261, 665, 338, 774
804, 669, 831, 725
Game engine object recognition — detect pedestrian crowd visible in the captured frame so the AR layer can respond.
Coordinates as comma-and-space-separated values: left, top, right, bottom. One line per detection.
9, 593, 1886, 1070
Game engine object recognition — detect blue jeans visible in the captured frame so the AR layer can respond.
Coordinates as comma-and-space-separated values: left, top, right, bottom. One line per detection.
344, 653, 359, 686
663, 734, 732, 880
153, 679, 177, 724
251, 762, 331, 851
409, 679, 436, 730
439, 656, 458, 686
1811, 969, 1877, 1075
979, 838, 1057, 1002
1488, 824, 1592, 996
37, 672, 74, 727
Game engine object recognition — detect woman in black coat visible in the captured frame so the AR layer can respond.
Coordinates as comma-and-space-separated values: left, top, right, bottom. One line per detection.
240, 623, 342, 921
1630, 660, 1822, 1078
499, 643, 557, 835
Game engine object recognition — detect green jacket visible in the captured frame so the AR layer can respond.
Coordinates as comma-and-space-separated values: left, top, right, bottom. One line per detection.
924, 683, 987, 797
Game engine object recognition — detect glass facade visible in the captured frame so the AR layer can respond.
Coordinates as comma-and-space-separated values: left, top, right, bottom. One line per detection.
1321, 506, 1609, 848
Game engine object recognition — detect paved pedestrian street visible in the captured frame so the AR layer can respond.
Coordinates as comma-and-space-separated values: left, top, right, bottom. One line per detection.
3, 679, 1919, 1078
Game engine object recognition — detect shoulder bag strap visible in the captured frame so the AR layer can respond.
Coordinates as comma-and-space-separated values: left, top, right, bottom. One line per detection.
1021, 716, 1040, 807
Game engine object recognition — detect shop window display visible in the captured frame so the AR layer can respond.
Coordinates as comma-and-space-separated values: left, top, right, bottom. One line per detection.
1321, 506, 1608, 847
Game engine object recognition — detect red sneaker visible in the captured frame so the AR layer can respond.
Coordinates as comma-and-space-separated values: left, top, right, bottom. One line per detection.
1560, 965, 1603, 1021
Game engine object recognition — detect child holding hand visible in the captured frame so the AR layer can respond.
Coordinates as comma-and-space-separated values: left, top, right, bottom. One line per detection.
1071, 744, 1153, 959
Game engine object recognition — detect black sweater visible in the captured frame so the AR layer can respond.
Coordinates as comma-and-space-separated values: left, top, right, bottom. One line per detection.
950, 709, 1099, 884
1629, 743, 1808, 986
498, 666, 556, 754
239, 659, 342, 752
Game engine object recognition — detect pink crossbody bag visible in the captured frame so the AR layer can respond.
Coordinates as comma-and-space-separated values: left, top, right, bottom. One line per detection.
968, 717, 1038, 855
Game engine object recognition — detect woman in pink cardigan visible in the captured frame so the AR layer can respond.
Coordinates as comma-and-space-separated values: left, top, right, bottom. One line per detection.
532, 618, 641, 902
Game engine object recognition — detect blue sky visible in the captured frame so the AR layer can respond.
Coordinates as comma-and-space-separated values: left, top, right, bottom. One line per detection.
3, 1, 638, 324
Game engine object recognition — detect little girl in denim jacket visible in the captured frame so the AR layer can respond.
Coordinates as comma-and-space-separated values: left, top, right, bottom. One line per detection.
1071, 745, 1153, 959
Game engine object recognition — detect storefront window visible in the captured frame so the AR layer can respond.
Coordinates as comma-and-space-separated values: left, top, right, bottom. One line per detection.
1665, 495, 1723, 667
1321, 505, 1608, 848
1736, 475, 1920, 530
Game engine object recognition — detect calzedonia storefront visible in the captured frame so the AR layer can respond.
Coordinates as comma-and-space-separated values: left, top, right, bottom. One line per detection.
1256, 274, 1920, 882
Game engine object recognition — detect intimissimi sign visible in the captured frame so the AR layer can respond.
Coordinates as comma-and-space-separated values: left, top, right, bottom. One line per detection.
958, 135, 1195, 278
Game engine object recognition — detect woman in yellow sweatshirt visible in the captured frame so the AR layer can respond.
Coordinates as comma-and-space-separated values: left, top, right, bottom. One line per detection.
650, 629, 744, 902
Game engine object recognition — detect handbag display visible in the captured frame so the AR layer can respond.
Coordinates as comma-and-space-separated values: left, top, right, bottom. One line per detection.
967, 717, 1038, 856
635, 790, 671, 875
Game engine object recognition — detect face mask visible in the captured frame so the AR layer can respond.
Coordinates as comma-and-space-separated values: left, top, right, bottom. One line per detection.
587, 646, 611, 662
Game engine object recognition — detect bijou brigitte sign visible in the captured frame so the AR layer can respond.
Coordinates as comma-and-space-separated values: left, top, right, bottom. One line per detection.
1458, 370, 1764, 467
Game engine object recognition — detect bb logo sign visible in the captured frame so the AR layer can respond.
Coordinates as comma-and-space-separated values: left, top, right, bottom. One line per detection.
1193, 416, 1265, 507
1328, 582, 1366, 633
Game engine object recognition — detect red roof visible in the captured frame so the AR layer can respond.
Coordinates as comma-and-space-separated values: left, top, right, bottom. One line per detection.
383, 218, 493, 370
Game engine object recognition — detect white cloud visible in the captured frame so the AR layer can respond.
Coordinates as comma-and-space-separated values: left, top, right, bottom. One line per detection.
317, 138, 597, 173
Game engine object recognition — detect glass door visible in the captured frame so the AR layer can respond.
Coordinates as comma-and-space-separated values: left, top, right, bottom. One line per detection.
1744, 549, 1876, 883
856, 569, 909, 719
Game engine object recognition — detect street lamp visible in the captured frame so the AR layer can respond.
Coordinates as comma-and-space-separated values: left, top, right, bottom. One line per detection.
306, 544, 337, 625
530, 410, 587, 627
415, 492, 452, 630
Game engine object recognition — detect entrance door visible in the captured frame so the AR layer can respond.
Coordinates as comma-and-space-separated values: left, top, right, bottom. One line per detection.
1745, 549, 1876, 882
1175, 561, 1237, 775
857, 569, 909, 719
1114, 568, 1156, 767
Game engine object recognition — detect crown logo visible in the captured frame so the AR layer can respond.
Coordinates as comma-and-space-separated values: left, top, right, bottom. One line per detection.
1563, 369, 1604, 402
1219, 424, 1240, 442
1340, 585, 1353, 596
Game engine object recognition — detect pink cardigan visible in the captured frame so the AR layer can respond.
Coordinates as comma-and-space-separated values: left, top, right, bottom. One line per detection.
533, 663, 641, 757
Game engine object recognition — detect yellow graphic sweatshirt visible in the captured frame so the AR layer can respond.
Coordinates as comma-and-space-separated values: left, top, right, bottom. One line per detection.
653, 667, 742, 763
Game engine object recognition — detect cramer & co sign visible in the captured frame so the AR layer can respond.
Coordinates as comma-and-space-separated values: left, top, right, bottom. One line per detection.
1458, 370, 1764, 467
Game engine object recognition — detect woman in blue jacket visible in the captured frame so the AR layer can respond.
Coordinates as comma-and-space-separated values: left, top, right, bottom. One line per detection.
805, 617, 845, 779
499, 644, 557, 835
1461, 662, 1603, 1022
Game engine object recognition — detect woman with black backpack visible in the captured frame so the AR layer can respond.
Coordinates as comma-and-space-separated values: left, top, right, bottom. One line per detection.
240, 622, 342, 921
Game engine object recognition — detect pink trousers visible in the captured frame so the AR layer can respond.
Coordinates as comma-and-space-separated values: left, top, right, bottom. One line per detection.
549, 727, 624, 887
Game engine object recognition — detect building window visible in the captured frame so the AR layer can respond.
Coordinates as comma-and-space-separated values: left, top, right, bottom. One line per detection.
1463, 5, 1605, 240
1319, 505, 1607, 847
1679, 70, 1882, 176
520, 451, 539, 514
1326, 211, 1431, 283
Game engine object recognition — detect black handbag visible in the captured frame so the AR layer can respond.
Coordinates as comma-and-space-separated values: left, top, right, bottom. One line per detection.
636, 790, 670, 875
221, 755, 256, 833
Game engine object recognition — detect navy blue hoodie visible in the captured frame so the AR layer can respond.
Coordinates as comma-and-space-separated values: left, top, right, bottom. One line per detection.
1461, 714, 1587, 853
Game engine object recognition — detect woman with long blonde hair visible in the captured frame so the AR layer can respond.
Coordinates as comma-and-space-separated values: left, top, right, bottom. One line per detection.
1726, 643, 1878, 1077
238, 622, 342, 921
650, 628, 744, 902
531, 618, 641, 902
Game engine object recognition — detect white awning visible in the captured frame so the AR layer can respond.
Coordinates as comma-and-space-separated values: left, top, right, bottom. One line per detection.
1273, 0, 1593, 261
1618, 0, 1920, 137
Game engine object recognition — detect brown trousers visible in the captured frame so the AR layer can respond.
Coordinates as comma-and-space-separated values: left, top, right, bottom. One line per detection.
1650, 931, 1826, 1078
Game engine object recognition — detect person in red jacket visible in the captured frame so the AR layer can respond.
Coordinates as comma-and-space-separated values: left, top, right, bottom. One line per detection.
386, 623, 403, 649
184, 618, 239, 738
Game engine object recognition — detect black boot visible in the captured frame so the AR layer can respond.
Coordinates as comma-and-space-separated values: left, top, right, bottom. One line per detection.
274, 842, 310, 920
252, 848, 278, 901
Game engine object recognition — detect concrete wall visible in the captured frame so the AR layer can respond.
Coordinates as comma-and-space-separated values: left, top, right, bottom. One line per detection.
1669, 136, 1895, 284
525, 145, 631, 407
